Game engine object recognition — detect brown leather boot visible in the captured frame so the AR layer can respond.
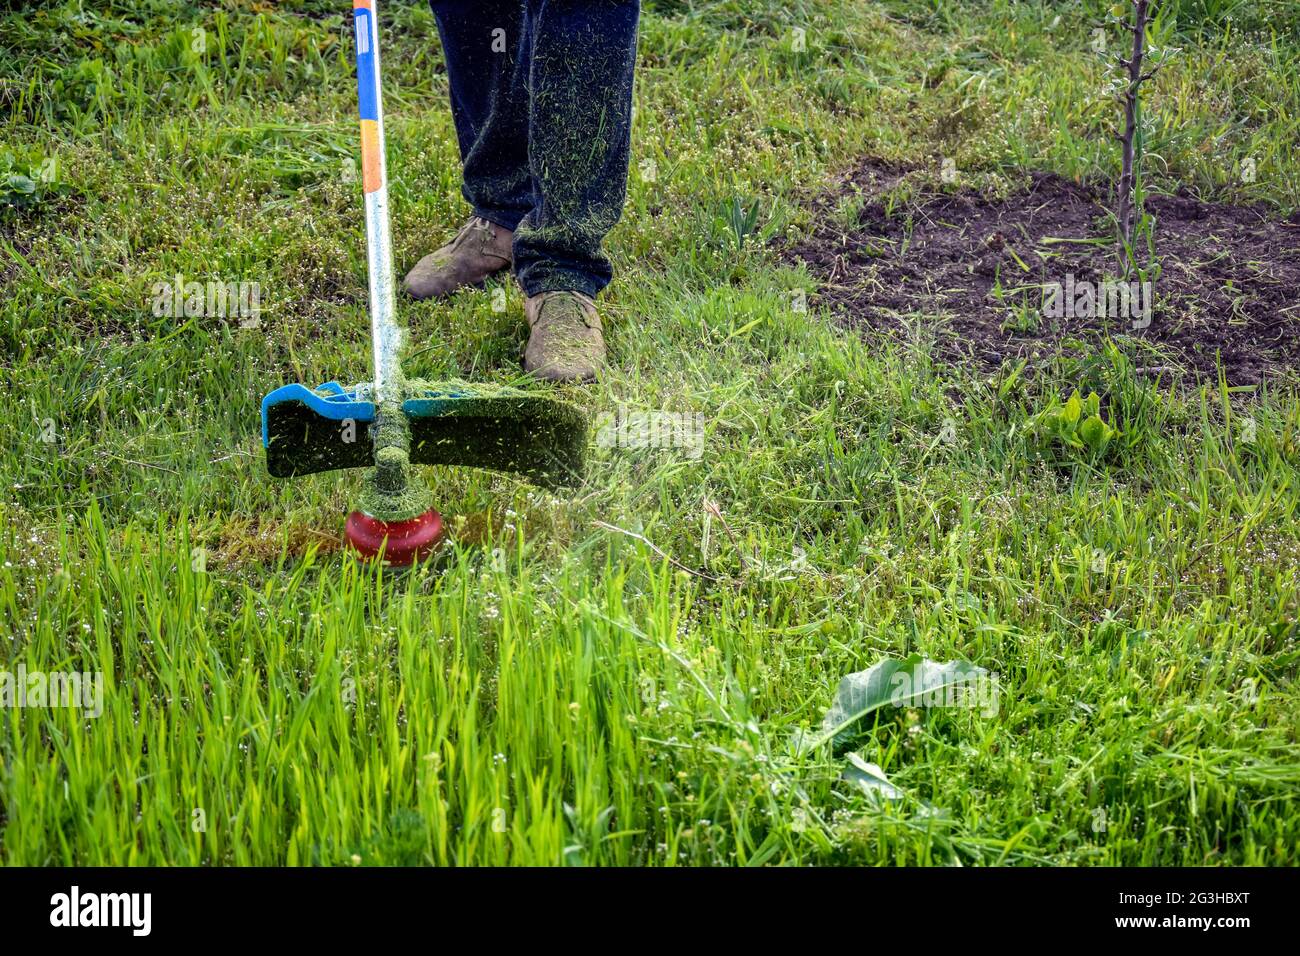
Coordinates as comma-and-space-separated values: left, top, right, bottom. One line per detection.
523, 291, 606, 383
403, 216, 513, 300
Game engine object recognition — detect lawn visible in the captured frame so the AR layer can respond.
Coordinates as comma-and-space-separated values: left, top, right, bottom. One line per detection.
2, 0, 1298, 865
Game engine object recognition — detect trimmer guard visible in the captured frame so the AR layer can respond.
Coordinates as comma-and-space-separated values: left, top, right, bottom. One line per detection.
262, 381, 586, 489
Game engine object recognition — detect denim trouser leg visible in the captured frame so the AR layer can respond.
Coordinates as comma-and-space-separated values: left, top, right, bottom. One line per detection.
428, 0, 535, 231
429, 0, 640, 297
513, 0, 640, 297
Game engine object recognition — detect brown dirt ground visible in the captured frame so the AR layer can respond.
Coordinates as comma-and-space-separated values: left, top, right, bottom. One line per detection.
783, 158, 1300, 385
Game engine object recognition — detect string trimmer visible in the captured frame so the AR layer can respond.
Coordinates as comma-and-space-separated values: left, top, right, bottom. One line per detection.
260, 0, 585, 564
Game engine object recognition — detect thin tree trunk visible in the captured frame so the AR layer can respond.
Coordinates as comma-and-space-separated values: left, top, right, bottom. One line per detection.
1116, 0, 1151, 262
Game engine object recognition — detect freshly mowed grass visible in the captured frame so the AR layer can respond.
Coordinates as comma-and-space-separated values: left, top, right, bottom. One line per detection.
1, 0, 1298, 865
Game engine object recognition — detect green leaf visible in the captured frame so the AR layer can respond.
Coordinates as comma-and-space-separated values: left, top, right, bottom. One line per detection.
5, 174, 36, 195
842, 753, 904, 804
997, 358, 1027, 398
817, 654, 991, 748
1063, 390, 1083, 425
1079, 414, 1107, 450
1034, 408, 1067, 440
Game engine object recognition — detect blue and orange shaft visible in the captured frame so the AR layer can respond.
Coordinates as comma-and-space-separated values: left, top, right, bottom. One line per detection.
351, 0, 402, 407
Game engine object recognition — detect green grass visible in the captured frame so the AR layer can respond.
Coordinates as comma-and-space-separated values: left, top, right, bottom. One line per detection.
1, 0, 1298, 865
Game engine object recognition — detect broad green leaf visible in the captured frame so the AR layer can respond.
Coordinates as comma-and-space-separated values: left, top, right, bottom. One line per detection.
817, 654, 991, 748
5, 173, 36, 195
1079, 414, 1107, 450
842, 753, 904, 804
1063, 390, 1083, 425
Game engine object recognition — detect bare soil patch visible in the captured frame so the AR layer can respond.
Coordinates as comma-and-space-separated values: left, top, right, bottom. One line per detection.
784, 158, 1300, 385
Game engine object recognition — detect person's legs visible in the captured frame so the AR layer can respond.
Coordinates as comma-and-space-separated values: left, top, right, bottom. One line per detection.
513, 0, 640, 298
428, 0, 533, 229
407, 0, 533, 299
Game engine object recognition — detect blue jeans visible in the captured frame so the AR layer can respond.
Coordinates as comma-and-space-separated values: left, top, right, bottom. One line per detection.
429, 0, 640, 298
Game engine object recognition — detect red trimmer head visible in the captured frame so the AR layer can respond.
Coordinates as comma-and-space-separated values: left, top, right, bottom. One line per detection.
344, 508, 445, 566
